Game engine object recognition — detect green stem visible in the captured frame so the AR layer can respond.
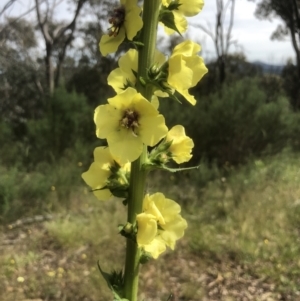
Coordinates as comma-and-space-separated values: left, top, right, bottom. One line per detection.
123, 0, 161, 300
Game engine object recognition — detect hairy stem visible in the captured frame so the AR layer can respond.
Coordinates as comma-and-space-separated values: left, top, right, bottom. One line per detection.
123, 0, 161, 300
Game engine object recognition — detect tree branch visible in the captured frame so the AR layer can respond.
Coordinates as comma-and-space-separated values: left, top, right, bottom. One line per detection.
0, 0, 18, 17
0, 6, 35, 36
291, 0, 300, 45
35, 0, 53, 44
191, 23, 215, 39
225, 0, 236, 54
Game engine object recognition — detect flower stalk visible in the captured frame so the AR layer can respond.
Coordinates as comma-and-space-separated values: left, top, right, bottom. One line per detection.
82, 0, 207, 299
123, 0, 161, 299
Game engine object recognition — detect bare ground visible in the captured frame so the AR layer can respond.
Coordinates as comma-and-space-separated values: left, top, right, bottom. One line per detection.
1, 217, 299, 301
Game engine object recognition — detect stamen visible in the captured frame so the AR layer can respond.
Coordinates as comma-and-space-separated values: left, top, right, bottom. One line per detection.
107, 6, 125, 37
120, 109, 140, 136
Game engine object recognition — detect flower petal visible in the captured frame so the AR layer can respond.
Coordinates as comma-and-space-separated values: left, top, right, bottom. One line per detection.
107, 68, 128, 93
167, 40, 208, 105
137, 213, 158, 245
179, 0, 204, 17
137, 193, 188, 258
118, 49, 138, 79
139, 115, 168, 146
93, 189, 112, 201
161, 216, 188, 249
124, 7, 143, 40
164, 11, 187, 34
81, 147, 115, 201
143, 237, 166, 259
99, 27, 126, 56
94, 104, 122, 139
167, 125, 194, 163
107, 128, 143, 163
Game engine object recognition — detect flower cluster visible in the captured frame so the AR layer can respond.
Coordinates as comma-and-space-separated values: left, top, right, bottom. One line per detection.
82, 0, 207, 264
107, 40, 207, 105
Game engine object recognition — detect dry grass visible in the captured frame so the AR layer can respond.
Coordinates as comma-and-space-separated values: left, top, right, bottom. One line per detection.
1, 152, 300, 300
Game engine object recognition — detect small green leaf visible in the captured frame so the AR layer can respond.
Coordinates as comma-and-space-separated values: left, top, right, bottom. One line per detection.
166, 294, 174, 301
97, 262, 126, 300
97, 261, 113, 289
159, 9, 181, 35
143, 163, 200, 173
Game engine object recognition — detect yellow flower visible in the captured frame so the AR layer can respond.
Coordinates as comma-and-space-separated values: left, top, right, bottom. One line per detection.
162, 0, 204, 16
107, 48, 166, 93
81, 147, 119, 201
136, 213, 166, 258
161, 0, 204, 34
108, 42, 207, 106
99, 0, 143, 56
17, 276, 25, 283
137, 193, 188, 259
108, 49, 138, 93
166, 125, 194, 164
47, 271, 56, 277
94, 88, 168, 163
168, 40, 208, 105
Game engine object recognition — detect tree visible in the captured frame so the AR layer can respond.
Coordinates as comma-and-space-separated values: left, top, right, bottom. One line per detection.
192, 0, 236, 85
35, 0, 88, 95
0, 18, 45, 125
192, 53, 262, 97
282, 60, 300, 109
253, 0, 300, 108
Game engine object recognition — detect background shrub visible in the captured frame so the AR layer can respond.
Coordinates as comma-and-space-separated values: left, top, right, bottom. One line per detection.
160, 78, 296, 165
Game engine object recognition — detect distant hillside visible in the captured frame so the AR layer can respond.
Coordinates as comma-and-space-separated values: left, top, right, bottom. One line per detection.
251, 61, 284, 75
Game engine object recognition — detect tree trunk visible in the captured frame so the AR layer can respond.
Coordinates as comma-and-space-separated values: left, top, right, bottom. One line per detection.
218, 55, 226, 85
45, 43, 54, 96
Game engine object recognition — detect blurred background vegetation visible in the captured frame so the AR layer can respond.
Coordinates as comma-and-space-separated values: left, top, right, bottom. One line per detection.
1, 0, 300, 300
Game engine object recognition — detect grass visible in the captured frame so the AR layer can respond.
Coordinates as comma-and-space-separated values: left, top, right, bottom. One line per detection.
1, 150, 300, 300
186, 151, 300, 294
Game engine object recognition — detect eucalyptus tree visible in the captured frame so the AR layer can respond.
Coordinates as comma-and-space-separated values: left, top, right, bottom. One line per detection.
0, 18, 44, 124
253, 0, 300, 78
192, 0, 237, 85
251, 0, 300, 108
34, 0, 88, 95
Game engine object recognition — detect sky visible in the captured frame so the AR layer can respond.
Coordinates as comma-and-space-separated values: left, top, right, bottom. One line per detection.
1, 0, 296, 64
188, 0, 295, 64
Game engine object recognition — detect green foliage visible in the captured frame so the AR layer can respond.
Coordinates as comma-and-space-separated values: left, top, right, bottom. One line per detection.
160, 77, 297, 165
0, 157, 87, 222
1, 152, 300, 300
0, 166, 51, 222
25, 87, 95, 163
0, 120, 23, 167
282, 61, 300, 110
192, 53, 262, 96
0, 87, 97, 168
0, 57, 44, 119
0, 87, 103, 222
66, 65, 114, 106
188, 151, 300, 293
2, 78, 300, 225
0, 167, 19, 218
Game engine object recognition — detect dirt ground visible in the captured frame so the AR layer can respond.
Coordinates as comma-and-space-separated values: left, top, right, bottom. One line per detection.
1, 217, 299, 301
